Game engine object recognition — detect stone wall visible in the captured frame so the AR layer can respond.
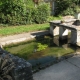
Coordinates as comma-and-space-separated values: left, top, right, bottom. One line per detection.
0, 48, 33, 80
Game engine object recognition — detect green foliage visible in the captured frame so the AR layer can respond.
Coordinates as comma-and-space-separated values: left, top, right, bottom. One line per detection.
25, 3, 50, 24
35, 3, 50, 24
37, 43, 48, 51
47, 15, 62, 21
62, 8, 74, 15
0, 0, 28, 25
74, 6, 80, 13
0, 1, 50, 25
0, 0, 26, 25
26, 7, 36, 24
0, 54, 14, 80
26, 0, 34, 7
0, 0, 80, 24
0, 23, 49, 36
55, 0, 80, 16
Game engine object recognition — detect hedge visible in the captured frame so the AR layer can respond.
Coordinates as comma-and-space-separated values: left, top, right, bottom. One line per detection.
55, 0, 80, 16
0, 0, 50, 25
35, 4, 50, 24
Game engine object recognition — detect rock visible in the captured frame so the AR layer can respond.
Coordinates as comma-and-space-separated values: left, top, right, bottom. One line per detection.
0, 48, 33, 80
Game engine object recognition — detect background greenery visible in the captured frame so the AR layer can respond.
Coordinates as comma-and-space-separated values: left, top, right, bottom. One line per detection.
0, 23, 49, 36
0, 0, 50, 25
55, 0, 80, 15
0, 0, 80, 25
0, 16, 62, 36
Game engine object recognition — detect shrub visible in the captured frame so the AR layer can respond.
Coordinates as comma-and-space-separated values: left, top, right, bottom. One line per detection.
62, 8, 74, 15
0, 0, 27, 25
0, 0, 34, 25
0, 1, 50, 25
55, 0, 80, 16
26, 7, 36, 24
35, 3, 50, 24
47, 15, 62, 21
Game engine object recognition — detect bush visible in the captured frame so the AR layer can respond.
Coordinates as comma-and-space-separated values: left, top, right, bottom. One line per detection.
26, 7, 36, 24
0, 0, 27, 25
55, 0, 80, 16
62, 8, 74, 15
0, 1, 50, 25
35, 4, 50, 24
0, 0, 34, 25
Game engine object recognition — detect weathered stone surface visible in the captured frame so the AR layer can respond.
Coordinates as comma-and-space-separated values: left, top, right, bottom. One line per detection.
49, 19, 80, 46
0, 48, 33, 80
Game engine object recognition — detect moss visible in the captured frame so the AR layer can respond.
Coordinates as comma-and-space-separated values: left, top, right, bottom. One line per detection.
3, 35, 75, 60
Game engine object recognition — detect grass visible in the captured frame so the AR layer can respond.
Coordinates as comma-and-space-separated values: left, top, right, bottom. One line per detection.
3, 35, 75, 60
0, 16, 62, 36
0, 23, 49, 36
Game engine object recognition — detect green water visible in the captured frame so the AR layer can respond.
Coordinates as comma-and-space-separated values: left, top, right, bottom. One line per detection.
3, 35, 75, 60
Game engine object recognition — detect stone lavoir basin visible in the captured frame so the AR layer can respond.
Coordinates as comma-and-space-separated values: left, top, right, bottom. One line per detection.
2, 19, 80, 80
3, 34, 76, 73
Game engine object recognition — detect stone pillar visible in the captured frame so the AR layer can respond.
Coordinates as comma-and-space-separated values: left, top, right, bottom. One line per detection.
50, 23, 59, 36
77, 31, 80, 43
70, 30, 77, 44
59, 27, 68, 40
70, 30, 80, 46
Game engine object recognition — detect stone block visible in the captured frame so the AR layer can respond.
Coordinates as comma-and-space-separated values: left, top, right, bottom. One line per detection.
0, 48, 33, 80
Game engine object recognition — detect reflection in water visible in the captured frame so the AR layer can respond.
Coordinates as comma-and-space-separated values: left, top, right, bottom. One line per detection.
4, 34, 79, 72
52, 34, 78, 52
53, 36, 69, 48
28, 34, 79, 72
4, 34, 79, 60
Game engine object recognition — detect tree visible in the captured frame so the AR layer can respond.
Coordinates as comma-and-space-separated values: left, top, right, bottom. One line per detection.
55, 0, 80, 15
